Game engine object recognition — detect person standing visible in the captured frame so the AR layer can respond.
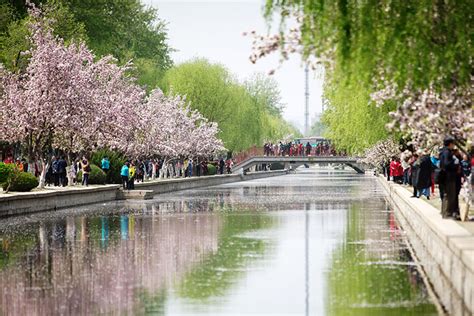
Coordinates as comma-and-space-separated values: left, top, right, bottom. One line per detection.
439, 138, 458, 218
409, 154, 419, 197
414, 152, 434, 199
461, 153, 471, 178
390, 157, 403, 183
128, 162, 135, 190
306, 142, 312, 156
51, 156, 60, 186
81, 157, 90, 186
69, 159, 78, 185
401, 153, 411, 185
188, 159, 193, 177
219, 158, 225, 175
15, 158, 24, 172
120, 162, 129, 190
101, 156, 110, 183
58, 156, 67, 186
196, 159, 201, 177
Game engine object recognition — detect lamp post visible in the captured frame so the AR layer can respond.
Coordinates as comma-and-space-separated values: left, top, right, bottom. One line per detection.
304, 64, 310, 136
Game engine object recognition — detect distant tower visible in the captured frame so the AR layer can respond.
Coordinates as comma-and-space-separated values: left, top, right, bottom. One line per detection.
304, 64, 309, 136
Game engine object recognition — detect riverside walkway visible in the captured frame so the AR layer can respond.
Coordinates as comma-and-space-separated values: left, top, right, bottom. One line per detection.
379, 176, 473, 315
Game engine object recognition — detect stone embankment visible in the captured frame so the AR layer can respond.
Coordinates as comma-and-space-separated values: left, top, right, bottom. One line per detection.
0, 170, 287, 217
379, 177, 473, 316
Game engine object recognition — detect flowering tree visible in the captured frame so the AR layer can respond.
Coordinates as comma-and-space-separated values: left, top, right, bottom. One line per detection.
0, 6, 144, 186
371, 83, 474, 153
124, 89, 224, 178
360, 139, 401, 167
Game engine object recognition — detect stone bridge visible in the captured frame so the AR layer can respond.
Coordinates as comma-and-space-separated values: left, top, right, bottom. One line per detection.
233, 156, 365, 174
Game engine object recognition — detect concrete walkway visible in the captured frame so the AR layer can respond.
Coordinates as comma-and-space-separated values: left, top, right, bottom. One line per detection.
395, 182, 474, 234
379, 177, 473, 315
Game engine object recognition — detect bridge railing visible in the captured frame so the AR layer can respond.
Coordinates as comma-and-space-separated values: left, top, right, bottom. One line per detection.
233, 146, 263, 165
233, 146, 350, 167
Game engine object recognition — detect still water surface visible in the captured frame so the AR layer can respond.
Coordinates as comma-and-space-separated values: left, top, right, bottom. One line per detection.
0, 168, 437, 315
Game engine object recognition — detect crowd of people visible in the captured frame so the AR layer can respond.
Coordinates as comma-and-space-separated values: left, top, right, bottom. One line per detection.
383, 137, 473, 220
118, 158, 234, 190
263, 141, 343, 157
1, 151, 235, 190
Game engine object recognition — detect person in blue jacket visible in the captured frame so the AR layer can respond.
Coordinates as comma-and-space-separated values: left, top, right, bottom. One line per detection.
120, 162, 129, 190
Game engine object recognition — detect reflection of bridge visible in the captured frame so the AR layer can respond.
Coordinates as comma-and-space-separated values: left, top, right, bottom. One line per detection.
233, 156, 365, 174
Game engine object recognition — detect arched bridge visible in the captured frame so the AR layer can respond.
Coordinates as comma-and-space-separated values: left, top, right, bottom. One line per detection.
233, 156, 365, 174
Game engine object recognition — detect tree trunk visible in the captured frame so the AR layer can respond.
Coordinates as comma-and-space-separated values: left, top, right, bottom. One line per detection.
67, 153, 74, 186
152, 162, 157, 180
38, 157, 49, 188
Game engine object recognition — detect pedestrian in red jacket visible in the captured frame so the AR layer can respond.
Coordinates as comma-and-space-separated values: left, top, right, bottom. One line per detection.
390, 157, 404, 184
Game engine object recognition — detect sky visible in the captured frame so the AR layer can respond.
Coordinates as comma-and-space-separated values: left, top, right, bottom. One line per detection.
145, 0, 325, 132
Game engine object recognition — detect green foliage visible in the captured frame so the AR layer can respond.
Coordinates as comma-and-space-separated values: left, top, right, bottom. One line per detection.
2, 171, 38, 192
207, 164, 217, 175
0, 0, 172, 88
309, 120, 326, 137
91, 149, 126, 184
161, 59, 300, 152
77, 164, 106, 185
265, 0, 473, 153
322, 64, 396, 154
64, 0, 172, 89
0, 162, 14, 184
327, 204, 437, 315
0, 0, 87, 72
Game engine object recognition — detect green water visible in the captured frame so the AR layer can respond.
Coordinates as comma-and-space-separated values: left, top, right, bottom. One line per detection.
0, 168, 437, 315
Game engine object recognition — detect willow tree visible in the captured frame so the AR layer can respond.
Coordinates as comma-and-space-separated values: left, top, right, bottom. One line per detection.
248, 0, 473, 153
160, 59, 299, 152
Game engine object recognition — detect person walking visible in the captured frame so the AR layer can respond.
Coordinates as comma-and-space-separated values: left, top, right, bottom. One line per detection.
439, 137, 458, 218
414, 152, 434, 199
81, 157, 90, 186
120, 162, 129, 190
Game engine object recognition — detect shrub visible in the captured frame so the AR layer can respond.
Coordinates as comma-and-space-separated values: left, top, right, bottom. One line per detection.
77, 164, 106, 185
91, 149, 126, 184
0, 162, 14, 184
2, 172, 38, 192
207, 164, 217, 175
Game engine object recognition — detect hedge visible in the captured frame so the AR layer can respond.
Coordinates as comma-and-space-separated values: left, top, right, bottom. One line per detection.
207, 164, 217, 175
2, 172, 38, 192
0, 162, 14, 184
77, 164, 106, 185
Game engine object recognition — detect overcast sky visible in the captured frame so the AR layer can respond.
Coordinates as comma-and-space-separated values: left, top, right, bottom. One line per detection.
145, 0, 324, 132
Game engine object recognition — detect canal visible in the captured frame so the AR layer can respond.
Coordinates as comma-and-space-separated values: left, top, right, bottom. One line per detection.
0, 168, 437, 315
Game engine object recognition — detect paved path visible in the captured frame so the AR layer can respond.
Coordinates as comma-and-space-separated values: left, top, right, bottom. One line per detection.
396, 182, 474, 234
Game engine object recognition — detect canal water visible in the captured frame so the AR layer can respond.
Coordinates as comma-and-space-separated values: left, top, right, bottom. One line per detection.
0, 168, 438, 315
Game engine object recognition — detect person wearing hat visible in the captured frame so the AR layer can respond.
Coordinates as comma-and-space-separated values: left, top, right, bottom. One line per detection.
439, 137, 458, 218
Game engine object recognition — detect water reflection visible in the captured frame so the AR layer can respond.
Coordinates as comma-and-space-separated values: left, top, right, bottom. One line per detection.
0, 168, 437, 315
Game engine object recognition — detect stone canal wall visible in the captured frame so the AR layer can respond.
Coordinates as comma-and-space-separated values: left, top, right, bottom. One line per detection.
378, 176, 473, 316
0, 170, 287, 217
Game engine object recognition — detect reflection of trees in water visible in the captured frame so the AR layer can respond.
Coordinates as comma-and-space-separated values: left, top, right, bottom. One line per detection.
326, 203, 436, 316
0, 212, 222, 315
177, 212, 275, 300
